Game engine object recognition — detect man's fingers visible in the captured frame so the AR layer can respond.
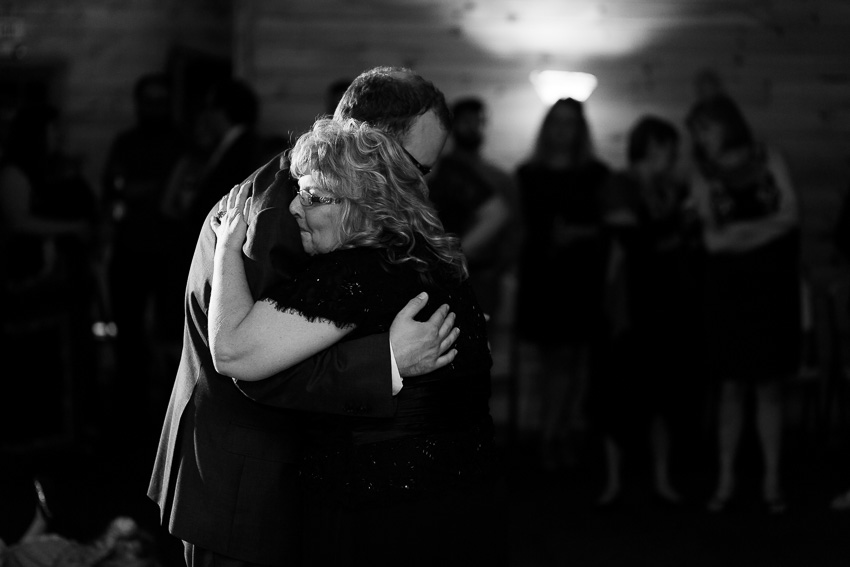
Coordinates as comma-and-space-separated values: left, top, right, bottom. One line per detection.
433, 348, 458, 370
440, 327, 460, 355
437, 310, 456, 340
424, 302, 450, 328
399, 292, 429, 320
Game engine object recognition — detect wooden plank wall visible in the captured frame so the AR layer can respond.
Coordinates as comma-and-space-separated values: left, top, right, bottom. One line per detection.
2, 0, 231, 189
236, 0, 850, 281
6, 0, 850, 281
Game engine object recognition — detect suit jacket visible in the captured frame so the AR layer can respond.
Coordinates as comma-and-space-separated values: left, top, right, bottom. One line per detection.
148, 154, 397, 565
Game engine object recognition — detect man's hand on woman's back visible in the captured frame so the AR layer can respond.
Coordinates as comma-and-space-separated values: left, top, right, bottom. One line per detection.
390, 292, 459, 377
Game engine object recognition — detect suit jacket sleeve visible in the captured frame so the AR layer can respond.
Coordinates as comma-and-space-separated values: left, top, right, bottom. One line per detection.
234, 332, 396, 417
234, 155, 397, 418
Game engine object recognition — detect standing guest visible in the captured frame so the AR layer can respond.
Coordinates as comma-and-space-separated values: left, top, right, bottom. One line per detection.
179, 78, 266, 231
693, 67, 727, 103
1, 102, 98, 443
593, 116, 695, 506
211, 118, 502, 567
100, 73, 186, 435
161, 78, 268, 357
1, 103, 95, 298
686, 95, 801, 514
148, 66, 460, 567
427, 96, 520, 329
514, 97, 611, 469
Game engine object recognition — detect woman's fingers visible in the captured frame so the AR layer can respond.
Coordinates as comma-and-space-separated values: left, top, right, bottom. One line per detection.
213, 195, 228, 226
218, 182, 252, 222
214, 184, 248, 227
235, 181, 250, 214
226, 184, 240, 210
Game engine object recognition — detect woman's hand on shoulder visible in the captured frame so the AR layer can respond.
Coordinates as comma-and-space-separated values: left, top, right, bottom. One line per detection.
211, 182, 252, 252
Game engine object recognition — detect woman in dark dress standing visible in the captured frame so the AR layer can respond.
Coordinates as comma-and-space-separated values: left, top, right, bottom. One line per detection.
208, 118, 503, 566
593, 116, 697, 506
514, 97, 611, 468
686, 96, 801, 513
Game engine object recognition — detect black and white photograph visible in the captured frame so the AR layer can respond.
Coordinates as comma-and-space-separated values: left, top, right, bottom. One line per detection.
2, 1, 850, 565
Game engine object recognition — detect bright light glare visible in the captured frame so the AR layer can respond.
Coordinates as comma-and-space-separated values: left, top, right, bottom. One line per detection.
456, 3, 652, 58
529, 70, 598, 103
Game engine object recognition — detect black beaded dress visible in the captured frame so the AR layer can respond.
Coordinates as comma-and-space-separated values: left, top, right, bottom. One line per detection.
261, 245, 503, 567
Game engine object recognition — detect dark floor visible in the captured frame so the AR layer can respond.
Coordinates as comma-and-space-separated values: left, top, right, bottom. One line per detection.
5, 410, 850, 567
500, 434, 850, 567
4, 329, 850, 566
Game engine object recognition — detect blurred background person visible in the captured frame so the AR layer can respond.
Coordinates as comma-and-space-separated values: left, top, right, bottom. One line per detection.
693, 68, 726, 104
100, 72, 186, 440
514, 97, 611, 469
427, 96, 521, 334
179, 77, 264, 230
686, 95, 801, 514
592, 115, 698, 506
0, 102, 98, 443
1, 102, 95, 303
159, 86, 218, 247
162, 77, 265, 292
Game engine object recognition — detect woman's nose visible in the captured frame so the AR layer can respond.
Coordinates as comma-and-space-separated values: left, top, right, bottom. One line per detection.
289, 196, 302, 217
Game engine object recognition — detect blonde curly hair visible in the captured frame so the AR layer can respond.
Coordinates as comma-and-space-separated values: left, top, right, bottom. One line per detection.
287, 118, 468, 282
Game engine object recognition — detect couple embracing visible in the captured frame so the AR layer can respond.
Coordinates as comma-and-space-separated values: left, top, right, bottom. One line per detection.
148, 67, 506, 567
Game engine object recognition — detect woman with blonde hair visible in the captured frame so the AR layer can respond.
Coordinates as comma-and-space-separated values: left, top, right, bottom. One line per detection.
209, 118, 503, 566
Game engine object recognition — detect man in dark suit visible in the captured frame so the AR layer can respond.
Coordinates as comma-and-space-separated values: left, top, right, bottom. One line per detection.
148, 67, 455, 567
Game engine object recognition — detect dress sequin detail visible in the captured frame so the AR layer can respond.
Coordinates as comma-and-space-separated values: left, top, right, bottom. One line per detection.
261, 246, 496, 506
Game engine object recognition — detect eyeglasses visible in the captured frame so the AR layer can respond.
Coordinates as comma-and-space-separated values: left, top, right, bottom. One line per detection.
294, 187, 343, 207
402, 147, 432, 176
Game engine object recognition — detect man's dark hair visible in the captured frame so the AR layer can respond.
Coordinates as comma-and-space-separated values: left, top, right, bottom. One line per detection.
207, 78, 259, 128
334, 66, 450, 140
627, 115, 679, 164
